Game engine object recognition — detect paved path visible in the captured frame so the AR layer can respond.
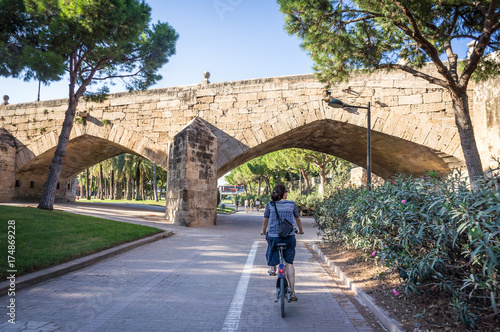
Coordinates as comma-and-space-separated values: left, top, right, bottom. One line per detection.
1, 203, 376, 331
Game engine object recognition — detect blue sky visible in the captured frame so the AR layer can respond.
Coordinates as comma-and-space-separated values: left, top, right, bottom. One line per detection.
1, 0, 315, 104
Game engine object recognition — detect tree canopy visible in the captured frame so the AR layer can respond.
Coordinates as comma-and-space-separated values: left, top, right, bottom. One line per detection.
1, 0, 179, 209
0, 0, 64, 82
278, 0, 500, 185
278, 0, 500, 86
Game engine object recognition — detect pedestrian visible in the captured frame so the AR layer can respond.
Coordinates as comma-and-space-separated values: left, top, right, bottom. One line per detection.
255, 198, 260, 212
244, 198, 249, 213
235, 198, 239, 211
250, 198, 255, 213
261, 184, 304, 301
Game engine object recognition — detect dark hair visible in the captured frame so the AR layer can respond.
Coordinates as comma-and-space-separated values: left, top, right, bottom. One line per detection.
271, 184, 287, 201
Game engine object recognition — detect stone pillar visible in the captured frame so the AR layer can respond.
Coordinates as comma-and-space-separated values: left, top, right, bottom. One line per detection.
0, 129, 17, 202
166, 117, 218, 227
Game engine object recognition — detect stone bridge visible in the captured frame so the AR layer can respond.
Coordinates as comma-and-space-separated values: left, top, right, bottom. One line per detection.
1, 65, 499, 226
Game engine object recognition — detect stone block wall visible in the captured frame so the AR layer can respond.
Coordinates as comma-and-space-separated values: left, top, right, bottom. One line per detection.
0, 129, 16, 201
166, 117, 217, 226
1, 65, 500, 223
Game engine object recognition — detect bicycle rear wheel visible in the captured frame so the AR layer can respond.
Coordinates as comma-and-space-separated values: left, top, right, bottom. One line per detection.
280, 277, 285, 317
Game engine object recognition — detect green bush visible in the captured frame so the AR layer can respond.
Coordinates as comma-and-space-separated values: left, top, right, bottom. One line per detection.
287, 190, 323, 216
314, 170, 500, 329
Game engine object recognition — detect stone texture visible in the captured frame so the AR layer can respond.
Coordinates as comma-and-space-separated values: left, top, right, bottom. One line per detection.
0, 129, 16, 201
165, 117, 217, 227
1, 64, 499, 223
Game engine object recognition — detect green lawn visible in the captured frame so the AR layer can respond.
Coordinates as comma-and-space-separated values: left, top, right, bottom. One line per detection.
217, 206, 235, 213
0, 205, 163, 278
76, 198, 166, 207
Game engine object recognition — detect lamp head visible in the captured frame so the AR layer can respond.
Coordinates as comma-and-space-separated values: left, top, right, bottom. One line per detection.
328, 98, 345, 108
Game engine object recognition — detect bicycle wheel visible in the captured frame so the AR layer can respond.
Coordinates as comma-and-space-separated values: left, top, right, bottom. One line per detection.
280, 277, 285, 317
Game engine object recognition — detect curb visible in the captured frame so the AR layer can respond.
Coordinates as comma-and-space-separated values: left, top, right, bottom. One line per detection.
0, 231, 173, 296
310, 242, 405, 332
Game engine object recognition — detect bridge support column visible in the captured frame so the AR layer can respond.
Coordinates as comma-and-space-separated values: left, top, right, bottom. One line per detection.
166, 117, 218, 227
0, 129, 16, 202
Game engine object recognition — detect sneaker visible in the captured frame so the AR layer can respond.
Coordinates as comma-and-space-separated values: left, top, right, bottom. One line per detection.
268, 267, 276, 276
290, 293, 298, 301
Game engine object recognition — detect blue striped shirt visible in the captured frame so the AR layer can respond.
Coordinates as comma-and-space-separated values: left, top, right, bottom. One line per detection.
264, 200, 300, 237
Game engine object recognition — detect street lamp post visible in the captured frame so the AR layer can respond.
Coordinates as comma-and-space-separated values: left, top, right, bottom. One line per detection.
328, 99, 371, 188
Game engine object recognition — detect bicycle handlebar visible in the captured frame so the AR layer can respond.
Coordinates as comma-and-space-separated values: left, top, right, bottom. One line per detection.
261, 228, 303, 235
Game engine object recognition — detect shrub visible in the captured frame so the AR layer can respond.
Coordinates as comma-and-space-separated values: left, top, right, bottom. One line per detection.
314, 170, 500, 329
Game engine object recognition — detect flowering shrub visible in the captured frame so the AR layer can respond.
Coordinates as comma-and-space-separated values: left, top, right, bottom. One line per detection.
314, 170, 500, 329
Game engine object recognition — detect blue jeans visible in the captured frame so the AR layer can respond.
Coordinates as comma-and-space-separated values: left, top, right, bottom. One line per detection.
265, 235, 296, 266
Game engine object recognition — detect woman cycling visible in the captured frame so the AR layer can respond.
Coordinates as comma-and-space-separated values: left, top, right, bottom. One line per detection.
261, 184, 304, 301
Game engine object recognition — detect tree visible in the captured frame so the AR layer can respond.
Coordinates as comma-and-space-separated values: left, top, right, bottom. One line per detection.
303, 150, 335, 196
246, 156, 270, 196
278, 0, 500, 186
262, 150, 292, 187
153, 162, 158, 201
0, 0, 64, 84
19, 0, 179, 210
280, 149, 314, 195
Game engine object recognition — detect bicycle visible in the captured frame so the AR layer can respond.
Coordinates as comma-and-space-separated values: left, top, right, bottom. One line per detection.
274, 242, 292, 317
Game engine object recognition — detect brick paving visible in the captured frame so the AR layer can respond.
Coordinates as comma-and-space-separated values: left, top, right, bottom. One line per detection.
0, 204, 377, 331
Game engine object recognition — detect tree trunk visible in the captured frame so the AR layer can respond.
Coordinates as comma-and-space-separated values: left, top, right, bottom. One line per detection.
98, 163, 103, 199
86, 169, 90, 200
135, 163, 142, 200
153, 163, 158, 201
110, 170, 115, 200
257, 178, 261, 197
264, 177, 271, 194
90, 173, 94, 199
287, 170, 295, 191
301, 168, 311, 195
78, 174, 83, 198
452, 92, 483, 187
38, 99, 78, 209
108, 175, 112, 199
126, 176, 133, 200
141, 175, 146, 199
319, 167, 326, 196
115, 178, 123, 200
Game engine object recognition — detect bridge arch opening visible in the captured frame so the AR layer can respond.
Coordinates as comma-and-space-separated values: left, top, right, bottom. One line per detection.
216, 119, 463, 180
14, 130, 168, 202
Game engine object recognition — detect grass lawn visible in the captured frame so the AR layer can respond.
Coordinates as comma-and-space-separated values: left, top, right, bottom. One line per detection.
76, 198, 166, 207
0, 205, 163, 279
217, 206, 235, 213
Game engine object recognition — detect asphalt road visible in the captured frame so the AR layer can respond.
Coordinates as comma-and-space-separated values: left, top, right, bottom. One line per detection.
0, 202, 376, 331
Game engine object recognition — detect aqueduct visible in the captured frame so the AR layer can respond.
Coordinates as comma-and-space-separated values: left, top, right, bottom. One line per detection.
1, 64, 499, 226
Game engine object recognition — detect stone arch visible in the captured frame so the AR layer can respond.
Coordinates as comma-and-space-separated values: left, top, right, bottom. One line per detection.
15, 122, 169, 178
214, 107, 465, 179
13, 122, 169, 202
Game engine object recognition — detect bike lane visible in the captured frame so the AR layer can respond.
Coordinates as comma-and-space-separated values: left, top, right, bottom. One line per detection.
0, 204, 376, 331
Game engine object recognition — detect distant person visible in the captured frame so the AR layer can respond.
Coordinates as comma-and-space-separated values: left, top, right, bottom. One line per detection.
235, 198, 239, 211
250, 199, 255, 213
255, 198, 260, 212
244, 198, 249, 213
